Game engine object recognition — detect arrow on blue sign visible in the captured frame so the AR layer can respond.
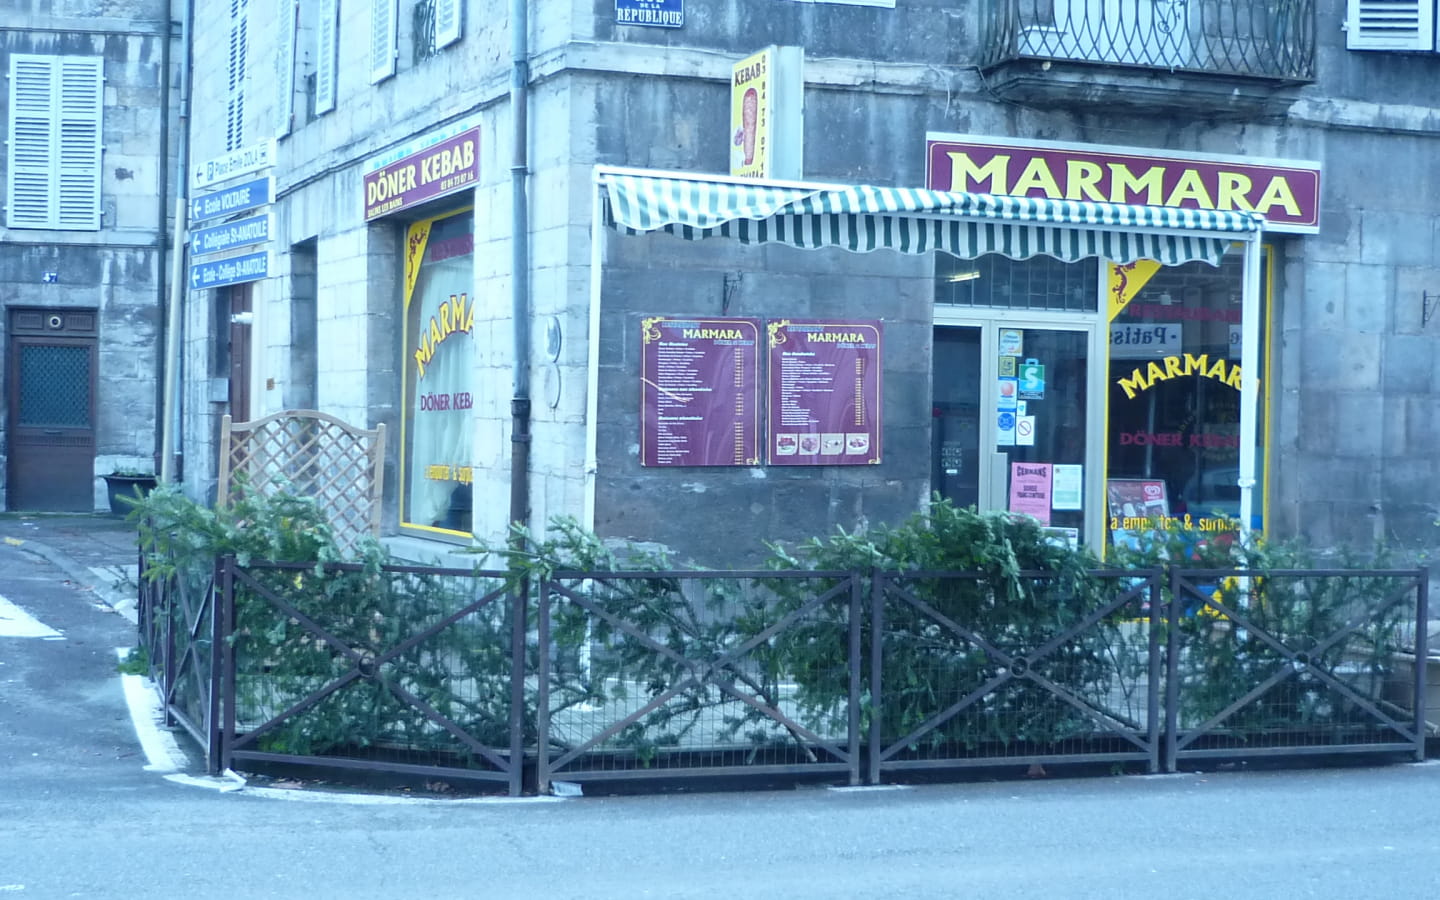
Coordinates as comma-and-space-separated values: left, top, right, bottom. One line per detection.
189, 176, 273, 226
189, 251, 270, 291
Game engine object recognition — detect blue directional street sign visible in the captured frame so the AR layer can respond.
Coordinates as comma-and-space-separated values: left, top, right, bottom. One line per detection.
189, 250, 269, 291
189, 176, 272, 226
192, 213, 271, 257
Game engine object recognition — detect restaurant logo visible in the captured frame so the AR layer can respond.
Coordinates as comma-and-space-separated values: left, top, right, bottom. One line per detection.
926, 134, 1321, 233
1116, 353, 1243, 399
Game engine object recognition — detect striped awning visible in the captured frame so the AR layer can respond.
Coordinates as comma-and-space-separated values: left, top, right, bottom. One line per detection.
600, 171, 1264, 266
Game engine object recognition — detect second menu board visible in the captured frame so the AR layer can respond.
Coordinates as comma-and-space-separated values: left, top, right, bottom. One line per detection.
767, 318, 882, 465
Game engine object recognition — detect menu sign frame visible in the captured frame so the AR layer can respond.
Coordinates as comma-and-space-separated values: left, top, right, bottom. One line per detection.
640, 316, 761, 467
767, 318, 882, 466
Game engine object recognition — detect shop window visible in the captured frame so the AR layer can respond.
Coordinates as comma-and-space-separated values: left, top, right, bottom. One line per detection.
400, 208, 475, 538
936, 252, 1098, 313
1105, 247, 1268, 547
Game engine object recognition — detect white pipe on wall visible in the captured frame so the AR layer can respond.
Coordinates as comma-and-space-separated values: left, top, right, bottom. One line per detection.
1237, 230, 1264, 542
583, 170, 606, 534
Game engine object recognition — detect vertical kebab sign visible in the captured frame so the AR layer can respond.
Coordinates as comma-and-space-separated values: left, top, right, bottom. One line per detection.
641, 317, 761, 467
767, 319, 882, 465
730, 46, 804, 180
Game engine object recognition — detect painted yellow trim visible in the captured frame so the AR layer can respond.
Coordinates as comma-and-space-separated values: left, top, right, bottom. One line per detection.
398, 205, 475, 539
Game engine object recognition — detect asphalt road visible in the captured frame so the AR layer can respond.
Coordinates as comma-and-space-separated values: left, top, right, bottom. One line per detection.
5, 540, 1440, 899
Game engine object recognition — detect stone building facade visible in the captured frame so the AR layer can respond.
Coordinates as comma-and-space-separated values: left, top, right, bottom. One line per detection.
177, 0, 1440, 564
0, 0, 174, 511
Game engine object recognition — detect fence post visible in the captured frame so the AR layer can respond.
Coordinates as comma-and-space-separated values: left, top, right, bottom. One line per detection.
206, 555, 226, 775
508, 572, 528, 797
162, 546, 177, 729
1146, 569, 1162, 774
535, 575, 552, 795
846, 573, 861, 786
1415, 566, 1430, 762
867, 571, 883, 786
1163, 566, 1181, 773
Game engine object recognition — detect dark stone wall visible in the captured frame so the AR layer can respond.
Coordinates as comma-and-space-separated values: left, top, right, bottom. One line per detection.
593, 233, 934, 567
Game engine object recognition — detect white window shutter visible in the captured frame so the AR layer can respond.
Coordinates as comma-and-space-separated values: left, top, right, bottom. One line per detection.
370, 0, 397, 83
7, 56, 55, 229
6, 55, 102, 231
56, 57, 103, 229
435, 0, 462, 49
276, 0, 297, 136
1347, 0, 1434, 51
316, 0, 338, 114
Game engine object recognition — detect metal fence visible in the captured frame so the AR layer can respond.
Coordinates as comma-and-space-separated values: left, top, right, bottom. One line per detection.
869, 570, 1163, 780
136, 547, 223, 773
136, 557, 1428, 795
982, 0, 1316, 81
1166, 567, 1429, 770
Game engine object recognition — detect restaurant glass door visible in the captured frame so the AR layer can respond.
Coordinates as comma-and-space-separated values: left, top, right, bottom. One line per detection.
934, 317, 1103, 547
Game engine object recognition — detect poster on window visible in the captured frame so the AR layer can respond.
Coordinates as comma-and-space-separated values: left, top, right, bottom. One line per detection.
1009, 462, 1052, 525
767, 319, 882, 465
640, 317, 761, 466
401, 209, 475, 535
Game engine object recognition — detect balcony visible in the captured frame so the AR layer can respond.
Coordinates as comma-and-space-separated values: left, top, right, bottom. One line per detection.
981, 0, 1315, 117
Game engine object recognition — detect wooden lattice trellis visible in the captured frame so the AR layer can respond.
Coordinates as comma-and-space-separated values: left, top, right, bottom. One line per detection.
217, 410, 386, 556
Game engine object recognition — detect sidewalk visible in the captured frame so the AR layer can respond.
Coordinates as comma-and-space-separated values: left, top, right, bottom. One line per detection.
0, 511, 140, 624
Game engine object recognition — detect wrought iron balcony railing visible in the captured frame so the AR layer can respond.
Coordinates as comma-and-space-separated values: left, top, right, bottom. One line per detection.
983, 0, 1315, 81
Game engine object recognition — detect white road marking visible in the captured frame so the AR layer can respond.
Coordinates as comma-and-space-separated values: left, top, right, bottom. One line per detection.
0, 593, 61, 639
115, 648, 187, 773
113, 649, 564, 805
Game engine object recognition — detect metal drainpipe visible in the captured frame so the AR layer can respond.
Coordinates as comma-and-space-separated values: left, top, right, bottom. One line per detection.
153, 0, 172, 475
159, 0, 193, 484
508, 0, 531, 543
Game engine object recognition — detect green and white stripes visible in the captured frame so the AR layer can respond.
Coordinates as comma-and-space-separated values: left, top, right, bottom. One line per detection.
600, 172, 1264, 266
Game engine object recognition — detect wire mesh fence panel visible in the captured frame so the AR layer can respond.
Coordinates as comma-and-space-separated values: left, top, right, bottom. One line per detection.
1166, 567, 1427, 769
221, 560, 523, 793
871, 570, 1161, 779
537, 571, 861, 789
149, 552, 220, 760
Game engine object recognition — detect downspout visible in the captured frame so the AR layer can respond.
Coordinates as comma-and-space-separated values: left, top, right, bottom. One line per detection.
507, 0, 531, 540
159, 0, 193, 484
153, 0, 172, 475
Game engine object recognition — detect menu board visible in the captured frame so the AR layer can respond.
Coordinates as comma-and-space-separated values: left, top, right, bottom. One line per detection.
767, 318, 882, 465
640, 317, 761, 467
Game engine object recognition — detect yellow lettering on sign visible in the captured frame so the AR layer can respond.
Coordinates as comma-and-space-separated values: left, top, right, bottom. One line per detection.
1166, 169, 1215, 208
1108, 164, 1166, 205
1217, 172, 1255, 211
412, 292, 474, 380
1256, 176, 1302, 217
1066, 160, 1106, 201
1011, 157, 1062, 198
1116, 354, 1248, 399
946, 152, 1010, 194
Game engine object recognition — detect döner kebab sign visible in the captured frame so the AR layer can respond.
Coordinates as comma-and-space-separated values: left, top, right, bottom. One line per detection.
926, 133, 1321, 233
364, 127, 480, 221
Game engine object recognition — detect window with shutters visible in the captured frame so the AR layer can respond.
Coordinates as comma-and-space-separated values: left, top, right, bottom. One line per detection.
227, 0, 249, 151
371, 0, 398, 83
276, 0, 298, 136
316, 0, 339, 115
5, 55, 103, 231
435, 0, 461, 48
1346, 0, 1435, 50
